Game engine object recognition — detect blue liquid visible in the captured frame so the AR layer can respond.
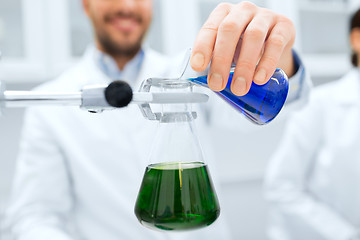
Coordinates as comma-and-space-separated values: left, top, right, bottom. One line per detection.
187, 69, 289, 125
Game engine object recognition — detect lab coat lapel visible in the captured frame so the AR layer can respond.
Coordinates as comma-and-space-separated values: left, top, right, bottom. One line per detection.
80, 46, 181, 90
80, 46, 113, 86
134, 47, 182, 91
135, 48, 165, 90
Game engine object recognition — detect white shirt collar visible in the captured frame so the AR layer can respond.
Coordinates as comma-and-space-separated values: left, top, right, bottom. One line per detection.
93, 45, 144, 83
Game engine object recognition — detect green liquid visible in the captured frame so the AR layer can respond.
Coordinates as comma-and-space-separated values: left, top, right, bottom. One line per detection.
134, 162, 220, 231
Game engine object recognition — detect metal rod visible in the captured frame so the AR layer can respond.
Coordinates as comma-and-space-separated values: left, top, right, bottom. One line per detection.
4, 91, 82, 108
2, 91, 208, 108
131, 92, 208, 104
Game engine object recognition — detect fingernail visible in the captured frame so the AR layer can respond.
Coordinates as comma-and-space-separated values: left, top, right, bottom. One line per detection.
232, 77, 247, 96
191, 53, 205, 69
209, 73, 223, 91
254, 68, 266, 84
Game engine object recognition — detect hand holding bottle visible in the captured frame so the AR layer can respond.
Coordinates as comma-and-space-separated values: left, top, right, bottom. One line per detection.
191, 1, 296, 96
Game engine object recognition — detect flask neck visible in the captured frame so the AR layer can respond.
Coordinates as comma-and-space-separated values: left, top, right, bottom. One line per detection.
159, 80, 194, 122
150, 116, 204, 164
160, 112, 193, 123
179, 51, 209, 81
146, 77, 205, 165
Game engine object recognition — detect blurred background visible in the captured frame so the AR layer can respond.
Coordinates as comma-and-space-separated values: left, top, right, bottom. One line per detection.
0, 0, 359, 239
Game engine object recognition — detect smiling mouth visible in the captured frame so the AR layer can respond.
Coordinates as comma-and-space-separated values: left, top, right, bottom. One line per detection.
111, 17, 138, 33
107, 14, 142, 33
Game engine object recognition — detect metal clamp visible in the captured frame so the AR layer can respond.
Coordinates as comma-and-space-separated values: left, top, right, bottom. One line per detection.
80, 84, 112, 113
138, 78, 208, 120
0, 79, 208, 118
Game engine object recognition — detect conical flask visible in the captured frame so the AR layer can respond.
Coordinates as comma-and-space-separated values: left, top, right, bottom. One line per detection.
134, 80, 220, 231
180, 50, 289, 125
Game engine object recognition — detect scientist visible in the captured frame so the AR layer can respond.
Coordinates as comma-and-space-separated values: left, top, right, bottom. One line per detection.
264, 8, 360, 240
4, 0, 309, 240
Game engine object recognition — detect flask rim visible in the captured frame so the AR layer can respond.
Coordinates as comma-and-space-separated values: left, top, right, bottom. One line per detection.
149, 78, 193, 90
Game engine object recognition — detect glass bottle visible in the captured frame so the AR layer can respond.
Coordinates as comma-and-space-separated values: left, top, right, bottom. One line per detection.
180, 51, 289, 125
134, 80, 220, 231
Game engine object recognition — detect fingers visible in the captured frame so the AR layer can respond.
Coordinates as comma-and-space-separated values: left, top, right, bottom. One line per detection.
231, 8, 276, 96
191, 2, 296, 96
191, 3, 232, 72
207, 3, 255, 91
254, 17, 295, 85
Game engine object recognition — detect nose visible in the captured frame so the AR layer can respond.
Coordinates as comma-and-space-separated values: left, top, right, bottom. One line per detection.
114, 0, 137, 11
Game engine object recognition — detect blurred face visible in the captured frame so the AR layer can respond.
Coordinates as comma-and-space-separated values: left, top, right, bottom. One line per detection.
350, 28, 360, 66
83, 0, 152, 56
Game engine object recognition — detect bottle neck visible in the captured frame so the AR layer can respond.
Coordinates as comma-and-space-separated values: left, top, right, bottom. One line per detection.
150, 114, 204, 164
148, 82, 204, 165
180, 57, 209, 81
159, 82, 194, 123
160, 112, 194, 123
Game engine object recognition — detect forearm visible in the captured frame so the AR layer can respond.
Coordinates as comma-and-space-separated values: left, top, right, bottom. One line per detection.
278, 49, 312, 110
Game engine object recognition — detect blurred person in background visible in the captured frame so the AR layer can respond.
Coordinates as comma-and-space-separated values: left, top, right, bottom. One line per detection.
264, 8, 360, 240
3, 0, 310, 240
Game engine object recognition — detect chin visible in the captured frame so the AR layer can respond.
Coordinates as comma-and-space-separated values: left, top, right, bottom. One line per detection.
98, 29, 144, 56
115, 34, 141, 45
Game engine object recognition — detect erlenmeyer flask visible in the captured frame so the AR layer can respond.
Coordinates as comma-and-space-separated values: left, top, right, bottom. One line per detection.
180, 50, 289, 125
134, 80, 220, 231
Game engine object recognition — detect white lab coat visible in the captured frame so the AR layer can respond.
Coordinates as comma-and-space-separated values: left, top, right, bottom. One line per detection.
4, 46, 309, 240
4, 46, 234, 240
264, 68, 360, 240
